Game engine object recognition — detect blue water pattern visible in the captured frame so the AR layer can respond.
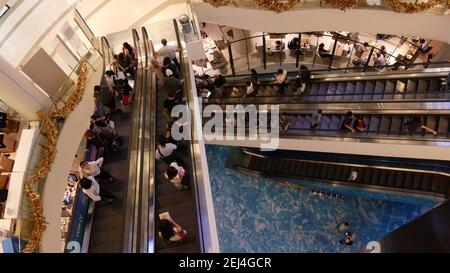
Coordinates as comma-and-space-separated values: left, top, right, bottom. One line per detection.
206, 145, 436, 253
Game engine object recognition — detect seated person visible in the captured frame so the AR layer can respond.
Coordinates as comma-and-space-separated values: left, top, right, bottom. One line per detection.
275, 69, 287, 94
287, 38, 299, 51
419, 39, 433, 53
244, 81, 257, 97
374, 53, 386, 67
341, 111, 355, 133
275, 40, 285, 51
353, 115, 366, 132
318, 43, 331, 58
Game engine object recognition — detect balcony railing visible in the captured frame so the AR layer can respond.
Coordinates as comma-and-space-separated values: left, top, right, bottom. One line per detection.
193, 0, 449, 15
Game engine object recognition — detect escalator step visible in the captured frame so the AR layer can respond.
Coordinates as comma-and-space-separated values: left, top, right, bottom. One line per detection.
370, 169, 381, 185
327, 165, 337, 180
342, 166, 352, 181
319, 83, 329, 95
265, 160, 274, 172
300, 162, 309, 177
389, 116, 402, 133
305, 162, 313, 177
395, 172, 405, 188
336, 82, 346, 95
417, 79, 429, 93
293, 115, 304, 129
438, 178, 450, 195
288, 161, 299, 175
379, 171, 388, 186
437, 116, 449, 133
335, 166, 344, 181
302, 116, 312, 129
403, 173, 413, 189
330, 115, 341, 130
425, 116, 438, 132
327, 82, 337, 95
320, 164, 330, 179
431, 175, 440, 193
260, 159, 269, 172
345, 82, 356, 94
368, 116, 381, 132
362, 168, 372, 184
314, 163, 322, 178
412, 173, 423, 190
310, 83, 320, 95
429, 78, 441, 92
383, 80, 395, 99
379, 116, 392, 132
421, 175, 432, 191
319, 115, 332, 130
374, 80, 386, 93
386, 171, 396, 187
406, 79, 418, 92
395, 80, 406, 93
364, 81, 375, 93
354, 168, 363, 182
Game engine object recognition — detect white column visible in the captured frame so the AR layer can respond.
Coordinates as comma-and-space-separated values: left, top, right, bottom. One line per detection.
0, 55, 52, 121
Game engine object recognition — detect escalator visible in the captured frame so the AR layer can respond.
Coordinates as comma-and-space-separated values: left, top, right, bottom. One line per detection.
232, 148, 450, 199
203, 108, 450, 144
203, 69, 450, 105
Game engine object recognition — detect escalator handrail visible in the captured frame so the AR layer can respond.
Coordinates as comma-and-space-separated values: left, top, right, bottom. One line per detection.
141, 25, 157, 253
174, 18, 205, 253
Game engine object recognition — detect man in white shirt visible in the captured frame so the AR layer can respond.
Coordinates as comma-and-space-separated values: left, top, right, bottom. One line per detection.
155, 135, 177, 161
157, 39, 180, 69
244, 81, 257, 97
79, 177, 115, 203
275, 68, 288, 94
79, 157, 114, 183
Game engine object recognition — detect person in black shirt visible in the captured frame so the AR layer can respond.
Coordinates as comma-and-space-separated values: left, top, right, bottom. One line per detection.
318, 43, 331, 59
299, 65, 311, 81
213, 74, 226, 97
341, 111, 355, 133
162, 57, 180, 79
163, 89, 179, 116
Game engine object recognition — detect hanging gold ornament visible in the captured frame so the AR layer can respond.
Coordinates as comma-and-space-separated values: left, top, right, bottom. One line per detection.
203, 0, 232, 7
255, 0, 301, 12
23, 59, 88, 253
385, 0, 442, 13
324, 0, 358, 11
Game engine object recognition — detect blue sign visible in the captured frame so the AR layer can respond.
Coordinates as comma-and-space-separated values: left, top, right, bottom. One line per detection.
65, 187, 90, 253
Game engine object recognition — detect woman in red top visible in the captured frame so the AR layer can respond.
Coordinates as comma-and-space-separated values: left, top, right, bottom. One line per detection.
353, 115, 366, 132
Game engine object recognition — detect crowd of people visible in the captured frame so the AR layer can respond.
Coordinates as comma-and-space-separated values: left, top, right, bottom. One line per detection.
79, 41, 139, 204
153, 38, 191, 246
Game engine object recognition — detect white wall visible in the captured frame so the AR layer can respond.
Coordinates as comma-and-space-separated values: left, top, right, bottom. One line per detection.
193, 3, 450, 44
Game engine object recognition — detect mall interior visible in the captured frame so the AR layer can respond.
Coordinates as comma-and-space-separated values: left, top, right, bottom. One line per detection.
0, 0, 449, 253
